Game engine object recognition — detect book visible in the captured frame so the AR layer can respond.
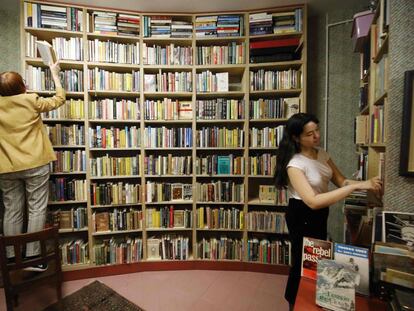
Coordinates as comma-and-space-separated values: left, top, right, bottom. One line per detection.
173, 210, 185, 228
284, 97, 300, 118
382, 211, 414, 245
216, 72, 229, 92
178, 101, 193, 120
217, 156, 230, 174
147, 238, 161, 259
36, 40, 57, 65
301, 237, 333, 280
171, 183, 183, 201
183, 184, 192, 200
259, 185, 276, 202
334, 243, 369, 295
316, 259, 359, 311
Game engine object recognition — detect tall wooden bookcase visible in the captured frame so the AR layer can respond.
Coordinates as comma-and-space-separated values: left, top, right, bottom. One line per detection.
20, 0, 307, 272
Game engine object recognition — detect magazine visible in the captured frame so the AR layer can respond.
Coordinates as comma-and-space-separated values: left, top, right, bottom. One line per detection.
334, 243, 369, 295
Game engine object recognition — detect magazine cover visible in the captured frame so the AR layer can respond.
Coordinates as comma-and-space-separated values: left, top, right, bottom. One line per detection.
334, 243, 369, 295
301, 237, 333, 280
316, 259, 359, 311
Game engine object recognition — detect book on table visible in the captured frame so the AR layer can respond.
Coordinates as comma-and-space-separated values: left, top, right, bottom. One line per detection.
36, 40, 57, 65
301, 237, 333, 280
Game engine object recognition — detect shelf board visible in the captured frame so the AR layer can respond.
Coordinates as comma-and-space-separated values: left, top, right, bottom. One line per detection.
143, 64, 193, 70
369, 143, 386, 148
88, 119, 140, 124
249, 89, 302, 96
247, 230, 287, 234
25, 27, 83, 38
195, 91, 245, 98
90, 175, 141, 180
145, 201, 193, 205
359, 105, 370, 115
42, 118, 85, 123
50, 171, 86, 175
195, 36, 246, 42
89, 147, 141, 151
196, 228, 243, 232
144, 175, 192, 178
143, 37, 192, 44
196, 174, 244, 178
373, 33, 389, 63
92, 229, 143, 236
144, 147, 192, 151
91, 203, 142, 209
26, 57, 84, 69
48, 200, 87, 205
249, 118, 288, 123
249, 31, 302, 40
87, 32, 139, 41
88, 90, 140, 97
197, 147, 244, 150
62, 263, 92, 271
143, 92, 192, 98
59, 228, 88, 234
248, 60, 303, 69
196, 201, 244, 205
146, 228, 193, 232
27, 90, 84, 97
373, 92, 387, 106
249, 147, 279, 150
52, 145, 85, 149
195, 64, 246, 73
248, 200, 280, 206
144, 119, 192, 124
248, 175, 274, 178
87, 62, 140, 70
196, 119, 245, 124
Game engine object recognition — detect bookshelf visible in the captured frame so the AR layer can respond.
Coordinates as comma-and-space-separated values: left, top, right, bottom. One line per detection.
21, 0, 307, 271
354, 1, 388, 204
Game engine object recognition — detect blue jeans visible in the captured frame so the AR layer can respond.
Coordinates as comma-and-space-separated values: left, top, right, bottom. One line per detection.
0, 164, 50, 258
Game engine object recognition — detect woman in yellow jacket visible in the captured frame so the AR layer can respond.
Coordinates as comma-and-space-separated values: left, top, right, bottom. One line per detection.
0, 62, 65, 272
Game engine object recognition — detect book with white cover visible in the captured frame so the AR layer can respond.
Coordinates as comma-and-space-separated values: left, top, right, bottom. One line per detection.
216, 72, 229, 92
36, 40, 57, 65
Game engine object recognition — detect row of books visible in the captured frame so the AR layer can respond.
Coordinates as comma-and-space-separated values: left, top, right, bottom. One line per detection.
142, 43, 192, 65
196, 127, 244, 148
249, 97, 299, 119
197, 237, 243, 260
88, 68, 140, 92
48, 178, 87, 202
45, 124, 85, 146
196, 71, 229, 92
51, 150, 86, 173
249, 153, 276, 176
249, 37, 301, 64
26, 66, 83, 92
88, 126, 141, 149
90, 155, 141, 177
247, 239, 291, 264
355, 106, 385, 145
196, 181, 244, 203
259, 186, 289, 205
94, 237, 143, 265
196, 207, 243, 230
146, 207, 192, 229
143, 16, 192, 38
61, 239, 89, 265
144, 154, 192, 176
24, 2, 83, 31
88, 11, 140, 37
147, 235, 190, 260
90, 182, 141, 206
88, 40, 139, 64
145, 182, 192, 203
196, 43, 245, 65
88, 99, 140, 120
196, 99, 244, 120
249, 126, 285, 148
250, 69, 301, 91
195, 155, 244, 175
143, 72, 192, 92
143, 99, 192, 121
93, 209, 143, 232
249, 8, 302, 35
42, 99, 85, 120
52, 207, 88, 230
195, 15, 244, 38
143, 127, 193, 148
246, 211, 288, 233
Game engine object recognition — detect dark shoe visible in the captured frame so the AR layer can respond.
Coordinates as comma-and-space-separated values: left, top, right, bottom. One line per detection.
24, 263, 48, 272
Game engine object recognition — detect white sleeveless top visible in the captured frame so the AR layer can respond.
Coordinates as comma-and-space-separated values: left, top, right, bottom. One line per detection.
287, 147, 333, 200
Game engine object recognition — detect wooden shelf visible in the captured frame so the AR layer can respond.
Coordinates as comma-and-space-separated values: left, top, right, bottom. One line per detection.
373, 33, 389, 64
90, 175, 141, 180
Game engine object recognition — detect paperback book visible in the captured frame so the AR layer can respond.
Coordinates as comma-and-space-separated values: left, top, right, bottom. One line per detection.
36, 40, 57, 65
316, 259, 359, 311
334, 243, 369, 295
301, 237, 333, 280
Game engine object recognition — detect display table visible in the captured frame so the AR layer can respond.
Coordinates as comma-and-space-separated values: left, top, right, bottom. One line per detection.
294, 277, 387, 311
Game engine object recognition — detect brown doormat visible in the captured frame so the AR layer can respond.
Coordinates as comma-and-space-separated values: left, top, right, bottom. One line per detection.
43, 280, 144, 311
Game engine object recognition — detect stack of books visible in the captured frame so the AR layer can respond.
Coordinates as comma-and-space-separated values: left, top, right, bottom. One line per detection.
117, 14, 140, 36
249, 12, 273, 36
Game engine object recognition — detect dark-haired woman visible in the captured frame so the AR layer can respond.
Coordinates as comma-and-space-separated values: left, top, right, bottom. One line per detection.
274, 113, 381, 308
0, 62, 64, 271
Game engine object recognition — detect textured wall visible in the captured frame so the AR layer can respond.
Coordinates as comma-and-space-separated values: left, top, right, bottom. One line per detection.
0, 0, 21, 73
383, 1, 414, 211
308, 3, 368, 242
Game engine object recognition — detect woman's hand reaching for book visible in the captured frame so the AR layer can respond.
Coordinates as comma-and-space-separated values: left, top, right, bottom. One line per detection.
355, 176, 383, 197
49, 61, 62, 88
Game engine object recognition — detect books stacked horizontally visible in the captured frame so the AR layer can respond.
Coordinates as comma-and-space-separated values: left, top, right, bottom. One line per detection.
249, 37, 301, 63
171, 21, 192, 38
117, 14, 140, 36
249, 12, 273, 36
217, 15, 243, 37
272, 8, 303, 34
144, 16, 172, 38
93, 11, 117, 35
195, 16, 218, 37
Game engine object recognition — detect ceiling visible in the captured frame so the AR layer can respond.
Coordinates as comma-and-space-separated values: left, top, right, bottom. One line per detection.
51, 0, 367, 14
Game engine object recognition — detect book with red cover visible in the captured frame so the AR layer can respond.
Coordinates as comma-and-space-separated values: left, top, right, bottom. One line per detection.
249, 37, 300, 49
301, 237, 333, 280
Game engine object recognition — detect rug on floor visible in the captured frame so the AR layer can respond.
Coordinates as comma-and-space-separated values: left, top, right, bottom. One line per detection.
43, 280, 144, 311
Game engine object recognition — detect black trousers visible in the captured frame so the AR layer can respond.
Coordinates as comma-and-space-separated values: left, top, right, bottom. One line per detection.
284, 198, 329, 305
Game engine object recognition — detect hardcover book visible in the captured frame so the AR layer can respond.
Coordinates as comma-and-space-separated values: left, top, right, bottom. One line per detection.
147, 238, 161, 259
217, 156, 230, 174
178, 101, 193, 120
171, 183, 183, 201
36, 40, 57, 65
259, 185, 276, 202
301, 237, 333, 280
183, 184, 192, 200
316, 259, 359, 311
173, 210, 185, 228
334, 243, 369, 295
